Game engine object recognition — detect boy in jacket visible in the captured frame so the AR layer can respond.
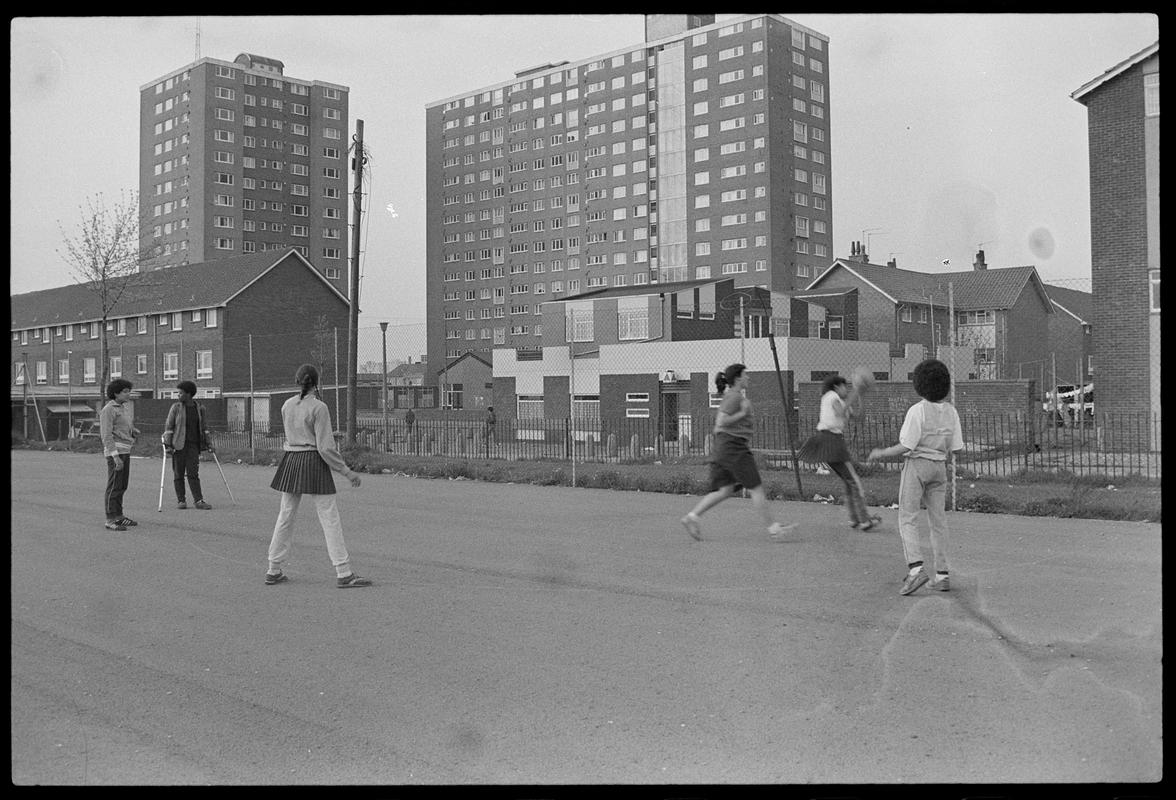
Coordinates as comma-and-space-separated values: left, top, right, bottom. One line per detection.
100, 378, 141, 530
162, 380, 214, 510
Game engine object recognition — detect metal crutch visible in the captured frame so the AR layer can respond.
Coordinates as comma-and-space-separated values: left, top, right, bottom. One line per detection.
211, 451, 237, 504
158, 444, 168, 512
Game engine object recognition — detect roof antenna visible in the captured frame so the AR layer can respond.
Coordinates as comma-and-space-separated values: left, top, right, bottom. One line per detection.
194, 18, 201, 61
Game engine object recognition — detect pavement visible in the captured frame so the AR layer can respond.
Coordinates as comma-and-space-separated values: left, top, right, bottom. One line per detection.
9, 449, 1163, 787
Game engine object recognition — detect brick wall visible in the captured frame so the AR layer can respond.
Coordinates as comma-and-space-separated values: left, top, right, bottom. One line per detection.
1085, 61, 1151, 419
1003, 285, 1052, 383
221, 256, 350, 392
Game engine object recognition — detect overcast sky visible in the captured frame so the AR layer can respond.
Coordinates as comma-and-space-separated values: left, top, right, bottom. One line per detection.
10, 14, 1158, 325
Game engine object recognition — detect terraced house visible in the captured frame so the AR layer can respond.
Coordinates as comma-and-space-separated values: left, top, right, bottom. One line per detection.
11, 249, 349, 439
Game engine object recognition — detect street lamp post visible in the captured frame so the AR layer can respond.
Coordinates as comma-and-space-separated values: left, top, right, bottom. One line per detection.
379, 322, 389, 451
67, 350, 73, 449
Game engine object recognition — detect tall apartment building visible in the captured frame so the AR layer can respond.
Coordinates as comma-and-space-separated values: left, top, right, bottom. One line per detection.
424, 14, 832, 379
1071, 41, 1159, 442
139, 53, 351, 290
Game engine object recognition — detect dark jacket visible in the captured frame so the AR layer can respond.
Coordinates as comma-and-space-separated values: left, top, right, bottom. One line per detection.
162, 401, 211, 452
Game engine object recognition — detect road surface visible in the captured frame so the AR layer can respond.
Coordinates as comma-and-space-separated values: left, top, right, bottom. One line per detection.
10, 450, 1162, 786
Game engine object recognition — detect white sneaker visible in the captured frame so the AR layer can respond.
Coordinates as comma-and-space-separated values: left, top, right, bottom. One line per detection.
680, 513, 703, 541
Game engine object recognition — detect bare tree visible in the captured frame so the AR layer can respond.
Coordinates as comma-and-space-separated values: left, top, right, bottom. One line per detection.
57, 190, 162, 391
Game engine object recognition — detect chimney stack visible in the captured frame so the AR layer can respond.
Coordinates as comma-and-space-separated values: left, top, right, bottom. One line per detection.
974, 249, 987, 271
887, 257, 898, 268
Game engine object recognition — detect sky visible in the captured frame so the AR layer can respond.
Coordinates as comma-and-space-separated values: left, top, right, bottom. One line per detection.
10, 13, 1159, 328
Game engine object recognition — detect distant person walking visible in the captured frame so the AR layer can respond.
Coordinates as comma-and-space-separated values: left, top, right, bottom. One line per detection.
162, 380, 214, 510
99, 378, 141, 531
404, 408, 416, 452
483, 405, 497, 452
797, 374, 879, 530
868, 359, 963, 596
264, 364, 372, 588
680, 363, 796, 542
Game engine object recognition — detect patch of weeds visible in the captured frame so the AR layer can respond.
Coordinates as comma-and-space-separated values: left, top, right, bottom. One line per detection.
1020, 497, 1079, 518
659, 473, 702, 495
589, 470, 627, 490
438, 461, 474, 480
538, 468, 567, 486
958, 493, 1006, 514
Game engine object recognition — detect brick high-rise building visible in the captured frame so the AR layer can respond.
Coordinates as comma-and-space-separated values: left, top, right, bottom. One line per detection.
139, 53, 350, 290
424, 14, 832, 380
1071, 41, 1160, 444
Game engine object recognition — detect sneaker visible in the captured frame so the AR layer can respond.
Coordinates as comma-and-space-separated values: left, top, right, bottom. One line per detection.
860, 516, 882, 532
117, 517, 138, 527
177, 501, 188, 510
264, 571, 288, 585
193, 500, 212, 510
337, 573, 373, 588
932, 575, 951, 592
900, 568, 929, 596
680, 513, 703, 541
768, 522, 797, 542
104, 520, 127, 531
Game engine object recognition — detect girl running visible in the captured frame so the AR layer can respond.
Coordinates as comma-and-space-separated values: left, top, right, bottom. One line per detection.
680, 363, 796, 542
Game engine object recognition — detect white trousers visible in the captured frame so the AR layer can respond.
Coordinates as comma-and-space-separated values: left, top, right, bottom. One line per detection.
897, 458, 950, 574
267, 492, 351, 576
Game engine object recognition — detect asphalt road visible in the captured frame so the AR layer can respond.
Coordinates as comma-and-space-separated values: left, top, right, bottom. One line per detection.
10, 449, 1162, 786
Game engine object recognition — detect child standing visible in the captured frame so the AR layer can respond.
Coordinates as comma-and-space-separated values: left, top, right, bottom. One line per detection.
868, 359, 963, 596
162, 379, 214, 510
680, 363, 796, 542
797, 374, 879, 530
264, 364, 372, 588
99, 378, 141, 531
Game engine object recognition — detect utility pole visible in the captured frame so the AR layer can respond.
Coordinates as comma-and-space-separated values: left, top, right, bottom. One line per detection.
346, 119, 365, 444
380, 321, 389, 450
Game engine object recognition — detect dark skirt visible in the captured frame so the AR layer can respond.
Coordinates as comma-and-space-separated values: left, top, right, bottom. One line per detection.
798, 430, 852, 464
270, 450, 336, 494
708, 432, 762, 492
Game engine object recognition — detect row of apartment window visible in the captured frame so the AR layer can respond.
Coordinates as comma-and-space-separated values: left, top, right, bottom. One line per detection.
210, 106, 340, 126
208, 163, 343, 179
442, 108, 784, 149
443, 114, 825, 161
445, 149, 807, 184
207, 217, 342, 239
447, 72, 823, 130
207, 236, 344, 261
210, 126, 341, 144
442, 179, 814, 218
150, 193, 340, 219
155, 95, 339, 123
13, 309, 220, 345
15, 351, 215, 386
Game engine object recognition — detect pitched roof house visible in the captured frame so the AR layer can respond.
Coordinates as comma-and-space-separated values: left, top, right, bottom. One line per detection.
799, 249, 1055, 380
11, 248, 351, 407
1042, 284, 1094, 388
